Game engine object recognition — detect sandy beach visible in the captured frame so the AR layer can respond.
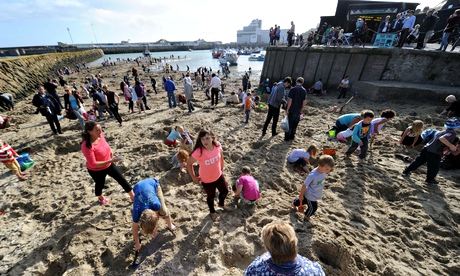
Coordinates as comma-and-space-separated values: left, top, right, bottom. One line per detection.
0, 60, 459, 276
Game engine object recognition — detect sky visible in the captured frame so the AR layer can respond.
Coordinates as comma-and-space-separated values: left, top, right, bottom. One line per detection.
0, 0, 438, 47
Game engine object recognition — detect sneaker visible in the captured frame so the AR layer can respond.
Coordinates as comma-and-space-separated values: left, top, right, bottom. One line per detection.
426, 179, 438, 185
98, 196, 110, 206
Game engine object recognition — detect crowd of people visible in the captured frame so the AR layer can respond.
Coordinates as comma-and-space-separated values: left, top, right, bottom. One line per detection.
1, 47, 460, 275
279, 8, 460, 51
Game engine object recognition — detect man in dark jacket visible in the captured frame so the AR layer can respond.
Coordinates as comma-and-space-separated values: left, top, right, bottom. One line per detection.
262, 77, 292, 137
32, 86, 62, 135
415, 10, 439, 49
285, 77, 307, 141
43, 78, 63, 111
390, 13, 403, 32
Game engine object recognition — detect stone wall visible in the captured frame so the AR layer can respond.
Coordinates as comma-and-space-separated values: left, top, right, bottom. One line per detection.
0, 49, 103, 104
261, 47, 460, 88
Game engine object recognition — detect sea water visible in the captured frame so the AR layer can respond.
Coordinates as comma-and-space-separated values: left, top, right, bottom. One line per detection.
87, 50, 265, 74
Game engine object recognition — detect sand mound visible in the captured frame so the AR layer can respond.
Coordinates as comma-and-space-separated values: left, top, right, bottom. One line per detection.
1, 63, 459, 275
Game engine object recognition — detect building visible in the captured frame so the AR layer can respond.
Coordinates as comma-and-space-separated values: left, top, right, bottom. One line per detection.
319, 0, 420, 34
237, 19, 289, 44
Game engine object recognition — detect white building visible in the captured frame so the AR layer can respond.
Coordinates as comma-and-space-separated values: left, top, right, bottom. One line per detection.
237, 19, 289, 44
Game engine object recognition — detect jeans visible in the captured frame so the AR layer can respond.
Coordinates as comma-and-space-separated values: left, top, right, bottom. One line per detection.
202, 175, 229, 213
405, 148, 442, 181
439, 32, 451, 51
285, 113, 300, 141
45, 113, 62, 134
211, 88, 219, 106
128, 99, 134, 112
262, 104, 280, 136
346, 137, 369, 159
72, 108, 85, 129
244, 110, 250, 123
167, 92, 177, 108
87, 164, 132, 196
142, 95, 150, 109
338, 87, 348, 99
293, 198, 318, 217
97, 104, 112, 119
187, 99, 195, 112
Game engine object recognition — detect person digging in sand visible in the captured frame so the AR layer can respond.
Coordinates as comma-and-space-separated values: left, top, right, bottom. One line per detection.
132, 178, 176, 251
0, 139, 27, 181
81, 121, 134, 205
292, 155, 334, 221
287, 145, 318, 173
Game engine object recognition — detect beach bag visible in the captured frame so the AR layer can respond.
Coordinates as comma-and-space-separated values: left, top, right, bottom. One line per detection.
281, 116, 289, 132
16, 153, 35, 171
421, 129, 438, 144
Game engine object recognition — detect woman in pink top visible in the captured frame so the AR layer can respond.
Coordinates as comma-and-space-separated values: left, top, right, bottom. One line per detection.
81, 121, 134, 205
186, 129, 229, 219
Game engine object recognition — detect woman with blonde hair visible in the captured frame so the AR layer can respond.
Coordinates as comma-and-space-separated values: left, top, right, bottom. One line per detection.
245, 221, 324, 275
400, 120, 424, 148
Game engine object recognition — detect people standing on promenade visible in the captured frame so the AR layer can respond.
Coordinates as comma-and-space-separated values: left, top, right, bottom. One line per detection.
120, 81, 134, 113
269, 27, 275, 46
63, 86, 85, 129
288, 21, 295, 47
210, 73, 221, 107
103, 85, 123, 126
397, 10, 416, 48
164, 77, 177, 108
150, 76, 158, 94
438, 9, 460, 51
81, 121, 134, 205
285, 77, 306, 142
131, 178, 176, 251
183, 73, 195, 113
262, 77, 292, 137
275, 25, 281, 45
186, 129, 229, 220
415, 9, 438, 49
391, 13, 403, 33
378, 16, 391, 33
337, 76, 350, 99
32, 86, 62, 135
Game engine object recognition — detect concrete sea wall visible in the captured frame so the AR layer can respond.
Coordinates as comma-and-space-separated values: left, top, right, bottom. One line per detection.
261, 47, 460, 101
0, 49, 103, 103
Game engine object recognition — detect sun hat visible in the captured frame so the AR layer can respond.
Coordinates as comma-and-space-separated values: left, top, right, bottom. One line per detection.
444, 117, 460, 129
445, 95, 456, 103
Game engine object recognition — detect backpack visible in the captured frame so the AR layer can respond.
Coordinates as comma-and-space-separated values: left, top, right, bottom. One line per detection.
421, 129, 438, 144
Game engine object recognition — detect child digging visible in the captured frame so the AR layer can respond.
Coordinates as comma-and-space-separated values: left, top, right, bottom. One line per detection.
287, 145, 318, 173
0, 140, 27, 181
345, 110, 374, 159
233, 166, 261, 206
292, 155, 335, 221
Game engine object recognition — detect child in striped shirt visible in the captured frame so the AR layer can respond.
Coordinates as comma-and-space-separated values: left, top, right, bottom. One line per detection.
0, 140, 27, 181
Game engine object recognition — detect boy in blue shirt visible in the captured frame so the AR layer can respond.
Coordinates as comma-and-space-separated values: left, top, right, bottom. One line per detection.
132, 178, 175, 251
345, 110, 374, 159
292, 155, 335, 221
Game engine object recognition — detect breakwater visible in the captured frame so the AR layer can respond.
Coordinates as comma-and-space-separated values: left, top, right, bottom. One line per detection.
0, 49, 103, 103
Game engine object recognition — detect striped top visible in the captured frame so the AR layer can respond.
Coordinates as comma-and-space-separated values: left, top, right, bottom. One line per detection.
0, 142, 17, 163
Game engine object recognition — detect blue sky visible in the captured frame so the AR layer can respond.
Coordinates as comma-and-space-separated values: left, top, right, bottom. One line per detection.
1, 0, 433, 47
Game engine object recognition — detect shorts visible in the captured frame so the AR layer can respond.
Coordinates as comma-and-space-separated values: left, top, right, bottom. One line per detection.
4, 160, 21, 175
165, 139, 177, 147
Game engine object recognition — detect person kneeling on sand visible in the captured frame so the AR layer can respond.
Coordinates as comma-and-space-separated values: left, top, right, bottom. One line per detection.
244, 221, 325, 275
225, 92, 240, 105
233, 166, 261, 206
132, 178, 176, 251
292, 155, 334, 221
0, 140, 27, 181
287, 145, 318, 173
403, 118, 460, 184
